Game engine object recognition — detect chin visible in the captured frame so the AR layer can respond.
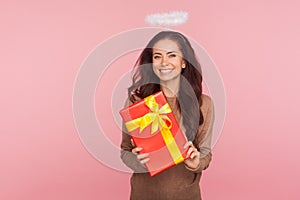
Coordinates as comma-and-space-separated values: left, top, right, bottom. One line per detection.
158, 76, 178, 82
159, 78, 172, 82
154, 71, 180, 82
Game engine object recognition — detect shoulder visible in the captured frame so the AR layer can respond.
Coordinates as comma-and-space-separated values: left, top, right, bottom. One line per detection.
193, 94, 214, 146
201, 94, 213, 109
201, 94, 212, 104
200, 94, 213, 113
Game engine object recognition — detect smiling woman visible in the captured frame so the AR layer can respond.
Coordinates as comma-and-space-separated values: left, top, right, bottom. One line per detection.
120, 31, 214, 200
152, 39, 186, 94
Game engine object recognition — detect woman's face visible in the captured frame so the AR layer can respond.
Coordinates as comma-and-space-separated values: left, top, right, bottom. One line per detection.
152, 39, 185, 82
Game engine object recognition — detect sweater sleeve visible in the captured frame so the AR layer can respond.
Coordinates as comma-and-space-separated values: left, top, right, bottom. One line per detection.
120, 98, 148, 173
184, 95, 215, 173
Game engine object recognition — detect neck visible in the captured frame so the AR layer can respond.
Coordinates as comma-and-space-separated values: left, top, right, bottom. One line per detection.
160, 77, 180, 98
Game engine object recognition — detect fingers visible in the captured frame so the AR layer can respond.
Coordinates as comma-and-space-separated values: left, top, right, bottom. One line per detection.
137, 152, 149, 160
131, 139, 135, 147
132, 147, 142, 155
132, 147, 150, 164
140, 157, 150, 164
184, 141, 193, 149
189, 150, 200, 159
186, 147, 195, 158
184, 141, 200, 159
137, 153, 150, 164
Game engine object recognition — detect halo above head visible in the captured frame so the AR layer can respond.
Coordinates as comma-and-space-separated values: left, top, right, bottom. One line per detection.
145, 11, 189, 27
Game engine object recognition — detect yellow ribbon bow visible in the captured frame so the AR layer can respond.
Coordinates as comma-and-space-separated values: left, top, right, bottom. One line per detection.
125, 94, 184, 165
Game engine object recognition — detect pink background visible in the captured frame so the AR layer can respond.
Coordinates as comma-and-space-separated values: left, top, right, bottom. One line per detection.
1, 0, 300, 199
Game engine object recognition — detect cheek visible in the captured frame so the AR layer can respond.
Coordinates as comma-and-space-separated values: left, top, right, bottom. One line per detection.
176, 62, 183, 72
152, 65, 159, 74
176, 67, 182, 74
152, 63, 160, 70
152, 60, 160, 66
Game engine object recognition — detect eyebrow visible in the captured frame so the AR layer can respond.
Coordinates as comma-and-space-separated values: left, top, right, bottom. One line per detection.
153, 51, 177, 55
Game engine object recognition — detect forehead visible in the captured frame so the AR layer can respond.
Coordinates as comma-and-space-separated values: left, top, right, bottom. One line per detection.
152, 39, 181, 53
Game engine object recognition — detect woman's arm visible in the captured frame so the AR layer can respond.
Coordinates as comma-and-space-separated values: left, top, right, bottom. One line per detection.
120, 128, 148, 173
184, 95, 214, 173
120, 98, 148, 173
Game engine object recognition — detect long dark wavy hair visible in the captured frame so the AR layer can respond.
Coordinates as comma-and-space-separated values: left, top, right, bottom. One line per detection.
128, 31, 204, 141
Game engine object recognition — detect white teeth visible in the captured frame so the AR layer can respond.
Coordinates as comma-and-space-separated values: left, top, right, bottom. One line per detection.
159, 69, 172, 73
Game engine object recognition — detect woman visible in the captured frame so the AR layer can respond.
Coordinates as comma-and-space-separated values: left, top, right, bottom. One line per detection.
120, 31, 214, 200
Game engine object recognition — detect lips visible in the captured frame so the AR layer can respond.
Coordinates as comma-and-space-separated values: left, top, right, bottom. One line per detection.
159, 69, 173, 73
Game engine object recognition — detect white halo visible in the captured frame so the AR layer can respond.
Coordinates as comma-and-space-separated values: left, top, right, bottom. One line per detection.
145, 11, 189, 26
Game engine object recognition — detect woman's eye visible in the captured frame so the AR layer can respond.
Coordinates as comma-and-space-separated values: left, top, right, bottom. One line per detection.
153, 55, 161, 59
169, 54, 176, 58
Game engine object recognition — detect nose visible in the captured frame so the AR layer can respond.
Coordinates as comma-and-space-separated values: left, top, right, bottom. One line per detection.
161, 56, 169, 66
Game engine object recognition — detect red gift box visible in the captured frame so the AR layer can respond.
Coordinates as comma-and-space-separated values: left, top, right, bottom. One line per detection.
119, 91, 188, 176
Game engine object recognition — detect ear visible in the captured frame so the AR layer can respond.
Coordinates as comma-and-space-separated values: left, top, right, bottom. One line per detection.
182, 60, 186, 68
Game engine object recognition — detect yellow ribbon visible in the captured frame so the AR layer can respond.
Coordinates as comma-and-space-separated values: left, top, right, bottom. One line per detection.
125, 95, 184, 164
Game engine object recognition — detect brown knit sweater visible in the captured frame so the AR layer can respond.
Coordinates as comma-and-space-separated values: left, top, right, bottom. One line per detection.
120, 94, 214, 200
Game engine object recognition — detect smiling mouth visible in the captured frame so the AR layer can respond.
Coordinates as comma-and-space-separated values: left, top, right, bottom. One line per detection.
159, 69, 173, 73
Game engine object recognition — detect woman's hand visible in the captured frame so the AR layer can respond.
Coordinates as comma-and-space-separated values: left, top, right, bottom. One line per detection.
131, 139, 150, 165
184, 141, 200, 169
